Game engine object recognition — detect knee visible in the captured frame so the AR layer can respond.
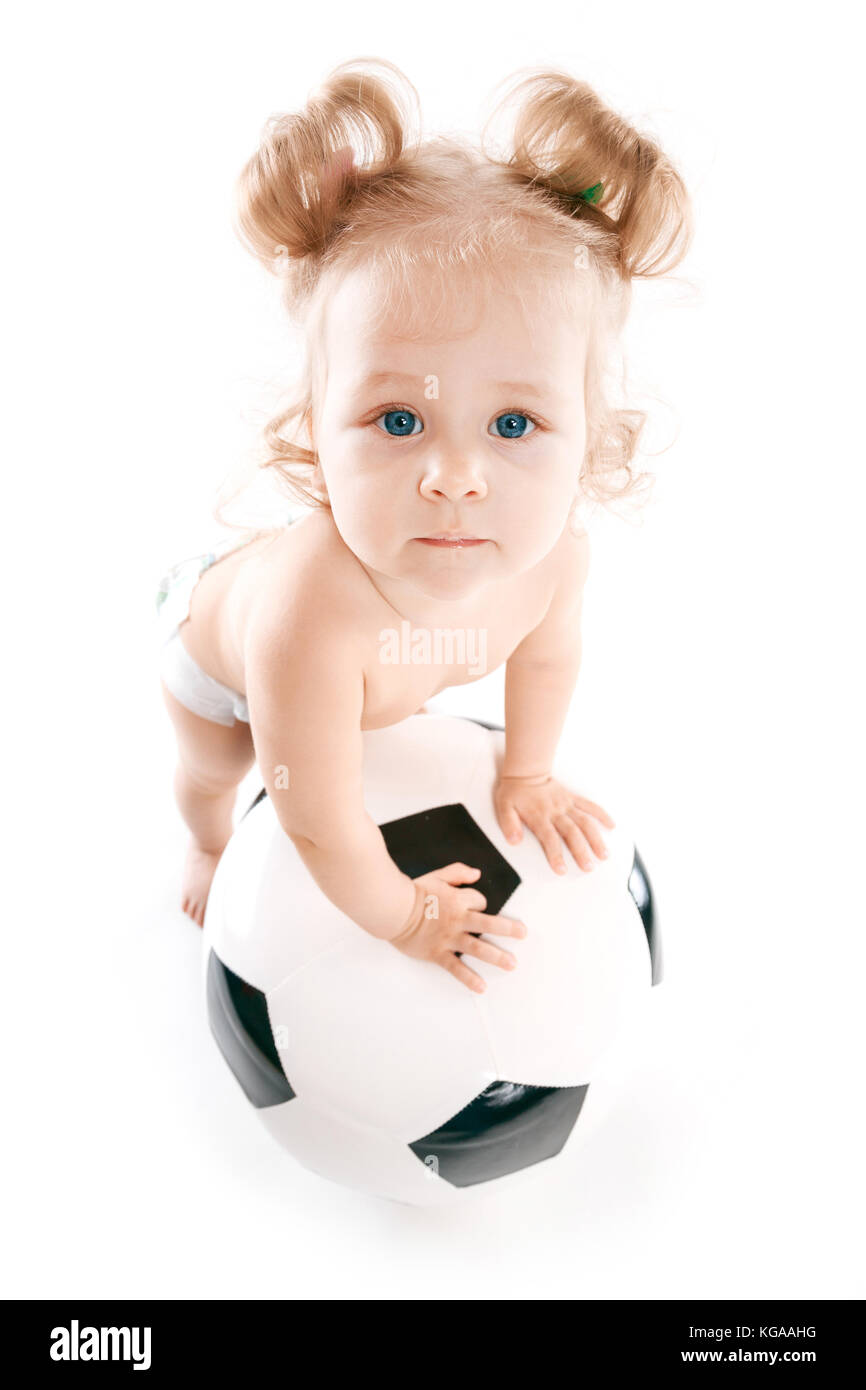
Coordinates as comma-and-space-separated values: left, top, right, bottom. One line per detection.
174, 760, 242, 800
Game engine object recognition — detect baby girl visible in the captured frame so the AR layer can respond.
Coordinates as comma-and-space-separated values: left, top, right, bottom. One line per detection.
157, 60, 691, 994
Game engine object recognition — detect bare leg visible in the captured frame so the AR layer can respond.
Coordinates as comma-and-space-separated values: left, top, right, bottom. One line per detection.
161, 681, 256, 926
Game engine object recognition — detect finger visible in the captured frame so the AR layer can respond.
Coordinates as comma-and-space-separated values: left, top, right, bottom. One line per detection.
567, 808, 609, 859
571, 795, 616, 829
437, 862, 483, 886
457, 887, 488, 912
526, 817, 567, 875
497, 804, 523, 845
442, 954, 486, 994
467, 911, 528, 939
555, 815, 595, 872
459, 933, 517, 971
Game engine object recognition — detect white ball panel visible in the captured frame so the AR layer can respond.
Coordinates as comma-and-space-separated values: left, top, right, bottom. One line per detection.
361, 714, 498, 823
266, 929, 497, 1140
480, 859, 651, 1085
205, 796, 360, 992
258, 1096, 466, 1206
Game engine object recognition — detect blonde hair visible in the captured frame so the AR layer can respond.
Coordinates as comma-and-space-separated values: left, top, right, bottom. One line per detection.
219, 59, 692, 525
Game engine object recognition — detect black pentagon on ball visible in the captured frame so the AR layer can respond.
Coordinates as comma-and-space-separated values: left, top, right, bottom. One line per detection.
207, 950, 295, 1109
409, 1080, 589, 1187
243, 784, 269, 819
378, 802, 521, 915
627, 846, 662, 985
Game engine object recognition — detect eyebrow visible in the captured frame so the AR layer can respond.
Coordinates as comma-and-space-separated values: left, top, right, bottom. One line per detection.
353, 371, 561, 402
352, 371, 418, 393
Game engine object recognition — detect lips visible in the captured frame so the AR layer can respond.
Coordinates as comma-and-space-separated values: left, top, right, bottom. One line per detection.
415, 534, 489, 547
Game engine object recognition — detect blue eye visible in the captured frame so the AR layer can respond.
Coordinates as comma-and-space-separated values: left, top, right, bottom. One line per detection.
376, 409, 422, 437
491, 412, 535, 439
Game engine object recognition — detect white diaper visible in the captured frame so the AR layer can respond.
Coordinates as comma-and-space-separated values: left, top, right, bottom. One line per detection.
155, 536, 253, 727
160, 630, 251, 727
156, 511, 308, 727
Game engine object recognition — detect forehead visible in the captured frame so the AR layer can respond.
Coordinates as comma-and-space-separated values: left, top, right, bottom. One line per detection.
320, 262, 587, 391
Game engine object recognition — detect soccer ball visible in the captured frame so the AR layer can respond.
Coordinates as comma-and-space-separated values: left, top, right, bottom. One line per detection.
202, 714, 661, 1205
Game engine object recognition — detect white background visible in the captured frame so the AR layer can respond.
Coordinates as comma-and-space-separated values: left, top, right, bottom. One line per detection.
3, 0, 864, 1299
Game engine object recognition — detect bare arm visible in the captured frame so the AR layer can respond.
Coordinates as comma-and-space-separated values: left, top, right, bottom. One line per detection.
495, 528, 615, 871
503, 648, 584, 778
244, 594, 417, 940
502, 528, 590, 778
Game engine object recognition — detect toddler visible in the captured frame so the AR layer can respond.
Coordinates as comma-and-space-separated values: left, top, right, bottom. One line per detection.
157, 59, 691, 993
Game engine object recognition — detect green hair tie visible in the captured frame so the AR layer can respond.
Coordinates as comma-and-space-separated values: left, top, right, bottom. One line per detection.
576, 182, 603, 204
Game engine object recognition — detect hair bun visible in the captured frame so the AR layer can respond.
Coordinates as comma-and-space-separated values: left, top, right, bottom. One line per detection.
486, 69, 693, 278
235, 58, 420, 269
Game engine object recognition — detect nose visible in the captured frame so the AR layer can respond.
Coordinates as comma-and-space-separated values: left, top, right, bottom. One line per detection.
419, 449, 488, 503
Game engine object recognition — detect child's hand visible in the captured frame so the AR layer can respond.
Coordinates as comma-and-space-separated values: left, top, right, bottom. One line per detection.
389, 863, 527, 995
494, 774, 615, 875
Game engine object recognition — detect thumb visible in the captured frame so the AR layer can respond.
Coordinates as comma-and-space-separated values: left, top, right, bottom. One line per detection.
439, 862, 482, 886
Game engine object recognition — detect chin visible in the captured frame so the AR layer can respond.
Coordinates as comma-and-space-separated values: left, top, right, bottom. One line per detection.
412, 570, 487, 601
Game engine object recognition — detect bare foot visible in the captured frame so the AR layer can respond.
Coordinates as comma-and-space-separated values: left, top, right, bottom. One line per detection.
181, 842, 225, 927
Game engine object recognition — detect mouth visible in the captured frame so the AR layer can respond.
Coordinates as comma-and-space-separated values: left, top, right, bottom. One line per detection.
415, 534, 490, 548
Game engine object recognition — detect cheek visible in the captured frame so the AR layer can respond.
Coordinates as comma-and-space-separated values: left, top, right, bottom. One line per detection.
506, 455, 575, 522
327, 467, 401, 551
323, 428, 390, 491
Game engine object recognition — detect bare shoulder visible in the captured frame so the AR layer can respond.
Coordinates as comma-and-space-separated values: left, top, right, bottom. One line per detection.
243, 508, 367, 659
